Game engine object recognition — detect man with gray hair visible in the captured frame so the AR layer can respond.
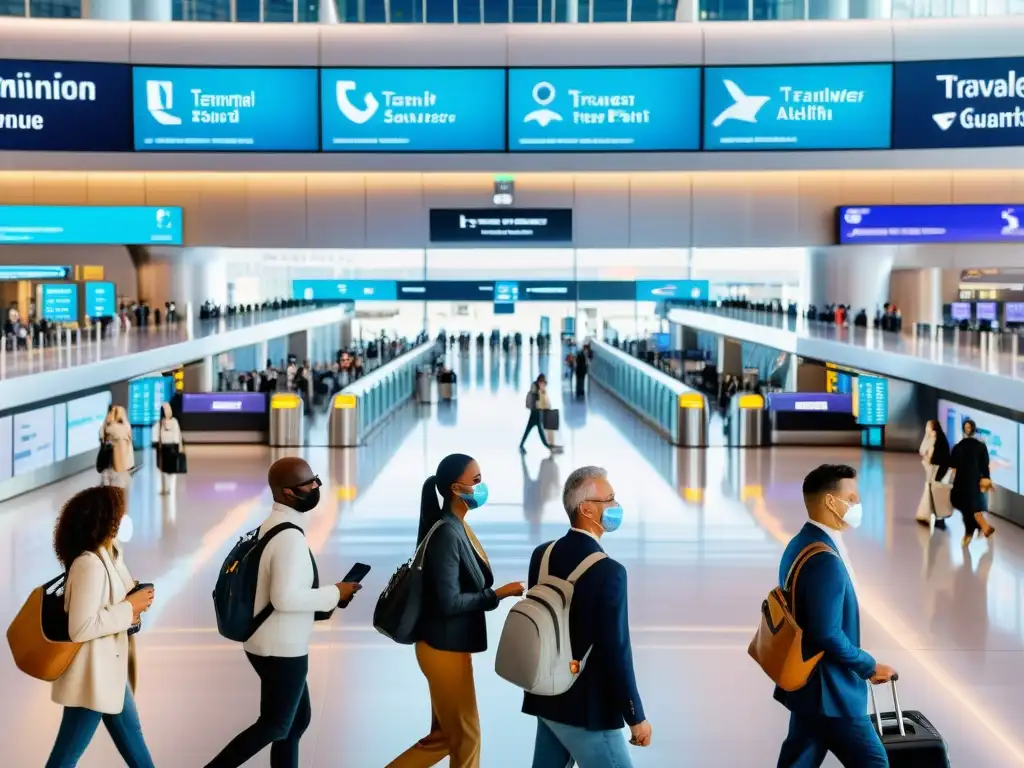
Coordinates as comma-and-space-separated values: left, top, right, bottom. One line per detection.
521, 466, 651, 767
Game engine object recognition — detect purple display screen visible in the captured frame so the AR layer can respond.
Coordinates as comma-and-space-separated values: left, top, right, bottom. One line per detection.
950, 302, 971, 321
1007, 302, 1024, 323
767, 393, 853, 413
976, 302, 997, 321
181, 393, 267, 414
838, 205, 1024, 244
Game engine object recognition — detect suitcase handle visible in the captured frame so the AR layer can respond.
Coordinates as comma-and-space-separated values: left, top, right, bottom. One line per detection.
868, 673, 906, 738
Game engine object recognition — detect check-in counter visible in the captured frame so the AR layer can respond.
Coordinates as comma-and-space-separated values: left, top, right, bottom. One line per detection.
728, 394, 768, 447
589, 340, 708, 447
178, 392, 269, 444
329, 341, 439, 447
767, 392, 861, 446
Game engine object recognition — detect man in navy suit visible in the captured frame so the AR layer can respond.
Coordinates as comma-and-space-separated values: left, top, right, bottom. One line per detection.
776, 464, 896, 768
524, 466, 651, 768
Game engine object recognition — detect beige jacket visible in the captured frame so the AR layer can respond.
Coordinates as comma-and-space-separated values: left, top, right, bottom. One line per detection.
52, 547, 136, 714
101, 421, 135, 473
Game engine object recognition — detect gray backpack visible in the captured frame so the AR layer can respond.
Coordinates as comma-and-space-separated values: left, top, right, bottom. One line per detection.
525, 388, 538, 410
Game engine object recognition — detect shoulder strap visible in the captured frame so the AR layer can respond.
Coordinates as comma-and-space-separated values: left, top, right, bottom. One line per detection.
258, 522, 303, 549
538, 542, 557, 580
784, 541, 835, 598
568, 552, 607, 584
414, 520, 446, 570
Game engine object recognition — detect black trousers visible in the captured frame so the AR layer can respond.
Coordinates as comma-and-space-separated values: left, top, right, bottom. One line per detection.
205, 653, 311, 768
520, 410, 551, 449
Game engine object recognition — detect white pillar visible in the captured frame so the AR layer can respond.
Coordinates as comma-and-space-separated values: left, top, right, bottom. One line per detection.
803, 247, 894, 313
675, 0, 698, 21
319, 0, 341, 22
133, 0, 172, 20
85, 0, 172, 19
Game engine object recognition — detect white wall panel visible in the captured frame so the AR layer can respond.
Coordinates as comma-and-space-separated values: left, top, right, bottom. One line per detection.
702, 21, 893, 66
129, 19, 318, 66
892, 18, 1024, 62
573, 175, 630, 249
320, 25, 507, 67
628, 176, 692, 248
305, 175, 367, 249
892, 172, 954, 204
247, 174, 307, 248
506, 24, 702, 67
0, 18, 130, 62
194, 175, 248, 247
365, 174, 425, 248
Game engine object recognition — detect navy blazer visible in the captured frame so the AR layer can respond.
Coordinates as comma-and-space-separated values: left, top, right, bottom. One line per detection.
417, 513, 498, 654
521, 530, 645, 731
774, 522, 876, 719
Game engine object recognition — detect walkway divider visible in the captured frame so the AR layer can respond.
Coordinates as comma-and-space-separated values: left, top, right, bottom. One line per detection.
328, 340, 441, 447
589, 340, 709, 448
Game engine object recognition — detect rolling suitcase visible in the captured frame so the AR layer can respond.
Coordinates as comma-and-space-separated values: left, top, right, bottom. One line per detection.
869, 677, 950, 767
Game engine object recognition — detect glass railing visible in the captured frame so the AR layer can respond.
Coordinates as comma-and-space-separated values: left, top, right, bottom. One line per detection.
4, 0, 1023, 22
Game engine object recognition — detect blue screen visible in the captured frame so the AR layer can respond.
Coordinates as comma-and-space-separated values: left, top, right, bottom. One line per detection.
508, 68, 700, 152
132, 67, 318, 151
0, 265, 70, 280
703, 64, 893, 150
0, 61, 132, 151
635, 280, 709, 302
85, 282, 116, 318
838, 205, 1024, 244
320, 69, 506, 152
41, 284, 78, 322
494, 281, 519, 304
856, 376, 888, 426
0, 206, 182, 245
293, 279, 397, 301
893, 58, 1024, 149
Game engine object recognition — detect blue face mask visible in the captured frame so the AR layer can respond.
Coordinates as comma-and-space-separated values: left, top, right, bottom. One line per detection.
457, 481, 489, 510
600, 504, 624, 533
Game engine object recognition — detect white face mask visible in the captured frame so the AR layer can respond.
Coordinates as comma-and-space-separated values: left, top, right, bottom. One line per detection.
831, 496, 863, 529
116, 515, 134, 543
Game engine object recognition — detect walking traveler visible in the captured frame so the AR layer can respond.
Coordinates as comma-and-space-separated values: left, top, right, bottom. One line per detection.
154, 402, 183, 496
520, 376, 554, 455
915, 420, 950, 529
535, 375, 561, 450
387, 453, 525, 768
45, 485, 157, 768
204, 457, 362, 768
949, 419, 996, 546
100, 406, 134, 490
574, 349, 589, 397
774, 464, 895, 768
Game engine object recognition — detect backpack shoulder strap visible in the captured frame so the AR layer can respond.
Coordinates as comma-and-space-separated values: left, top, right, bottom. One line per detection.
538, 542, 557, 580
567, 551, 607, 584
257, 522, 303, 551
784, 541, 835, 597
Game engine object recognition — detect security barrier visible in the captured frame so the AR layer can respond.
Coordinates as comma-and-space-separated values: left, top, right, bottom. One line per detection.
269, 392, 304, 447
589, 340, 708, 447
328, 341, 439, 447
728, 393, 768, 447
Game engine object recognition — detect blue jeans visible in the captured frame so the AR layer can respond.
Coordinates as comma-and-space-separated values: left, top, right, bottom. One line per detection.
46, 687, 155, 768
531, 717, 634, 768
778, 711, 889, 768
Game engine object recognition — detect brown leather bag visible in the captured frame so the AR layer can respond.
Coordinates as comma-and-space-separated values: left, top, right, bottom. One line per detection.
748, 542, 835, 692
7, 574, 81, 682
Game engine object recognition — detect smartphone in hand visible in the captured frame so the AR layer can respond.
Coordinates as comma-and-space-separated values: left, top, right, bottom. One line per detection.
338, 563, 371, 608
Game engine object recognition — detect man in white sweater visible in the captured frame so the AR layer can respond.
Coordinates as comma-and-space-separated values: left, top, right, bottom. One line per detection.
205, 457, 362, 768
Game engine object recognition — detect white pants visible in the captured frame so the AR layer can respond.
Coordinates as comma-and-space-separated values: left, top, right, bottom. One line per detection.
160, 472, 177, 495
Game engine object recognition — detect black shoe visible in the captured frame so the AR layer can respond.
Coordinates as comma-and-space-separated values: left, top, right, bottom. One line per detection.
935, 519, 947, 530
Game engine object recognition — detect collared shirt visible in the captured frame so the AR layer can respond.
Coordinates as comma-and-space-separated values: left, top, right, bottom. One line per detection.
808, 519, 858, 593
570, 527, 602, 546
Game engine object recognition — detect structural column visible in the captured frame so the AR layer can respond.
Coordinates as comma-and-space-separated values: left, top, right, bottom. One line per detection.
802, 247, 894, 314
85, 0, 172, 20
717, 337, 743, 378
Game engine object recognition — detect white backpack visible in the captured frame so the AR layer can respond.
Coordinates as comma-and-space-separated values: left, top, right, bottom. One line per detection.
494, 542, 606, 696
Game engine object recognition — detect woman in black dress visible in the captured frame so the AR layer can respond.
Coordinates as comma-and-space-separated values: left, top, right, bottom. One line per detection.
949, 419, 996, 546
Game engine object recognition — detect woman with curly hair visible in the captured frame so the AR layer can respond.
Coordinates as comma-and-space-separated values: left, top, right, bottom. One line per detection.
46, 485, 157, 768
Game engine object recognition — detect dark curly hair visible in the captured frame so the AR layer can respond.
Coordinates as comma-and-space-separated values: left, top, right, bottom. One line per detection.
53, 486, 126, 569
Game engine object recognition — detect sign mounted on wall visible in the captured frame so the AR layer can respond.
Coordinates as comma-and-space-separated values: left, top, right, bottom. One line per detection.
893, 57, 1024, 149
837, 204, 1024, 244
132, 67, 319, 151
507, 67, 701, 151
703, 64, 893, 150
0, 61, 132, 151
0, 206, 183, 245
429, 209, 573, 243
320, 68, 506, 152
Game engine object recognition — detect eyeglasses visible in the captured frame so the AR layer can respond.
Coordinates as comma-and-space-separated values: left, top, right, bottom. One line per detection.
287, 475, 321, 491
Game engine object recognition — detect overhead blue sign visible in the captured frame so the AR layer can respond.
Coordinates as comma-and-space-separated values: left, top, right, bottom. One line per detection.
856, 375, 888, 426
894, 58, 1024, 149
494, 281, 519, 304
0, 61, 132, 151
0, 206, 182, 245
635, 280, 709, 302
703, 64, 892, 150
508, 67, 700, 152
132, 67, 318, 151
293, 279, 397, 302
320, 69, 506, 152
85, 282, 116, 318
41, 284, 78, 322
0, 265, 70, 280
838, 205, 1024, 244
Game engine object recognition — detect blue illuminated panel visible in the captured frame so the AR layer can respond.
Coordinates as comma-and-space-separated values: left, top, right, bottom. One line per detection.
494, 281, 519, 304
0, 206, 181, 245
133, 67, 318, 151
635, 280, 709, 302
508, 68, 700, 152
703, 64, 893, 150
838, 204, 1024, 245
41, 284, 78, 322
293, 280, 397, 302
320, 69, 506, 152
856, 376, 888, 426
85, 282, 116, 318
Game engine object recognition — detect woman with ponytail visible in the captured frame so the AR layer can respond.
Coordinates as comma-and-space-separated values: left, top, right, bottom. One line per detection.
388, 453, 525, 768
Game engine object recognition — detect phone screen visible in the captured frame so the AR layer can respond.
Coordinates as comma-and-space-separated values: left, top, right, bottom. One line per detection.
342, 563, 371, 584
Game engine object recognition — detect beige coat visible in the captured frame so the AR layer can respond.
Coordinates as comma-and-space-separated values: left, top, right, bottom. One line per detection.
101, 420, 135, 473
52, 547, 136, 714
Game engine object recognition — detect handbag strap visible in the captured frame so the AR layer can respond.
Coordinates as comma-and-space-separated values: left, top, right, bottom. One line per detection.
784, 542, 835, 619
414, 520, 446, 571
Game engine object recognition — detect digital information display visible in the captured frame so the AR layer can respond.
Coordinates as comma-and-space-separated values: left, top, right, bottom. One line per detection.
939, 398, 1019, 493
13, 405, 55, 476
976, 301, 998, 322
66, 391, 112, 458
320, 68, 506, 152
128, 376, 172, 427
507, 67, 700, 152
0, 265, 70, 281
293, 279, 397, 302
181, 393, 267, 414
950, 302, 971, 321
1007, 302, 1024, 323
133, 67, 319, 151
494, 281, 519, 304
838, 205, 1024, 245
893, 58, 1024, 149
703, 64, 892, 150
635, 280, 710, 302
767, 392, 853, 413
855, 376, 888, 426
0, 416, 11, 482
41, 283, 78, 322
0, 205, 182, 245
85, 282, 116, 318
429, 209, 573, 243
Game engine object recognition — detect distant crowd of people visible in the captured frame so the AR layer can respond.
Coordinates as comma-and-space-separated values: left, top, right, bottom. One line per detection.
715, 297, 905, 333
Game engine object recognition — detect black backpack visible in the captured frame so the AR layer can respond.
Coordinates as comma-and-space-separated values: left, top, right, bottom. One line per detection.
373, 520, 444, 644
213, 523, 332, 642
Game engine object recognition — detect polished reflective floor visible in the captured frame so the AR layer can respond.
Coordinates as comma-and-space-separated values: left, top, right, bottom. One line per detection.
1, 347, 1023, 766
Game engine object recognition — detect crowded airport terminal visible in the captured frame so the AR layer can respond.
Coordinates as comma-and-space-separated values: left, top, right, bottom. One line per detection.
3, 2, 1024, 766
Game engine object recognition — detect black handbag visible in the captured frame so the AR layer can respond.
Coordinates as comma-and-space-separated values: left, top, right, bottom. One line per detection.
542, 408, 560, 431
373, 520, 444, 644
173, 451, 188, 474
96, 442, 113, 473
